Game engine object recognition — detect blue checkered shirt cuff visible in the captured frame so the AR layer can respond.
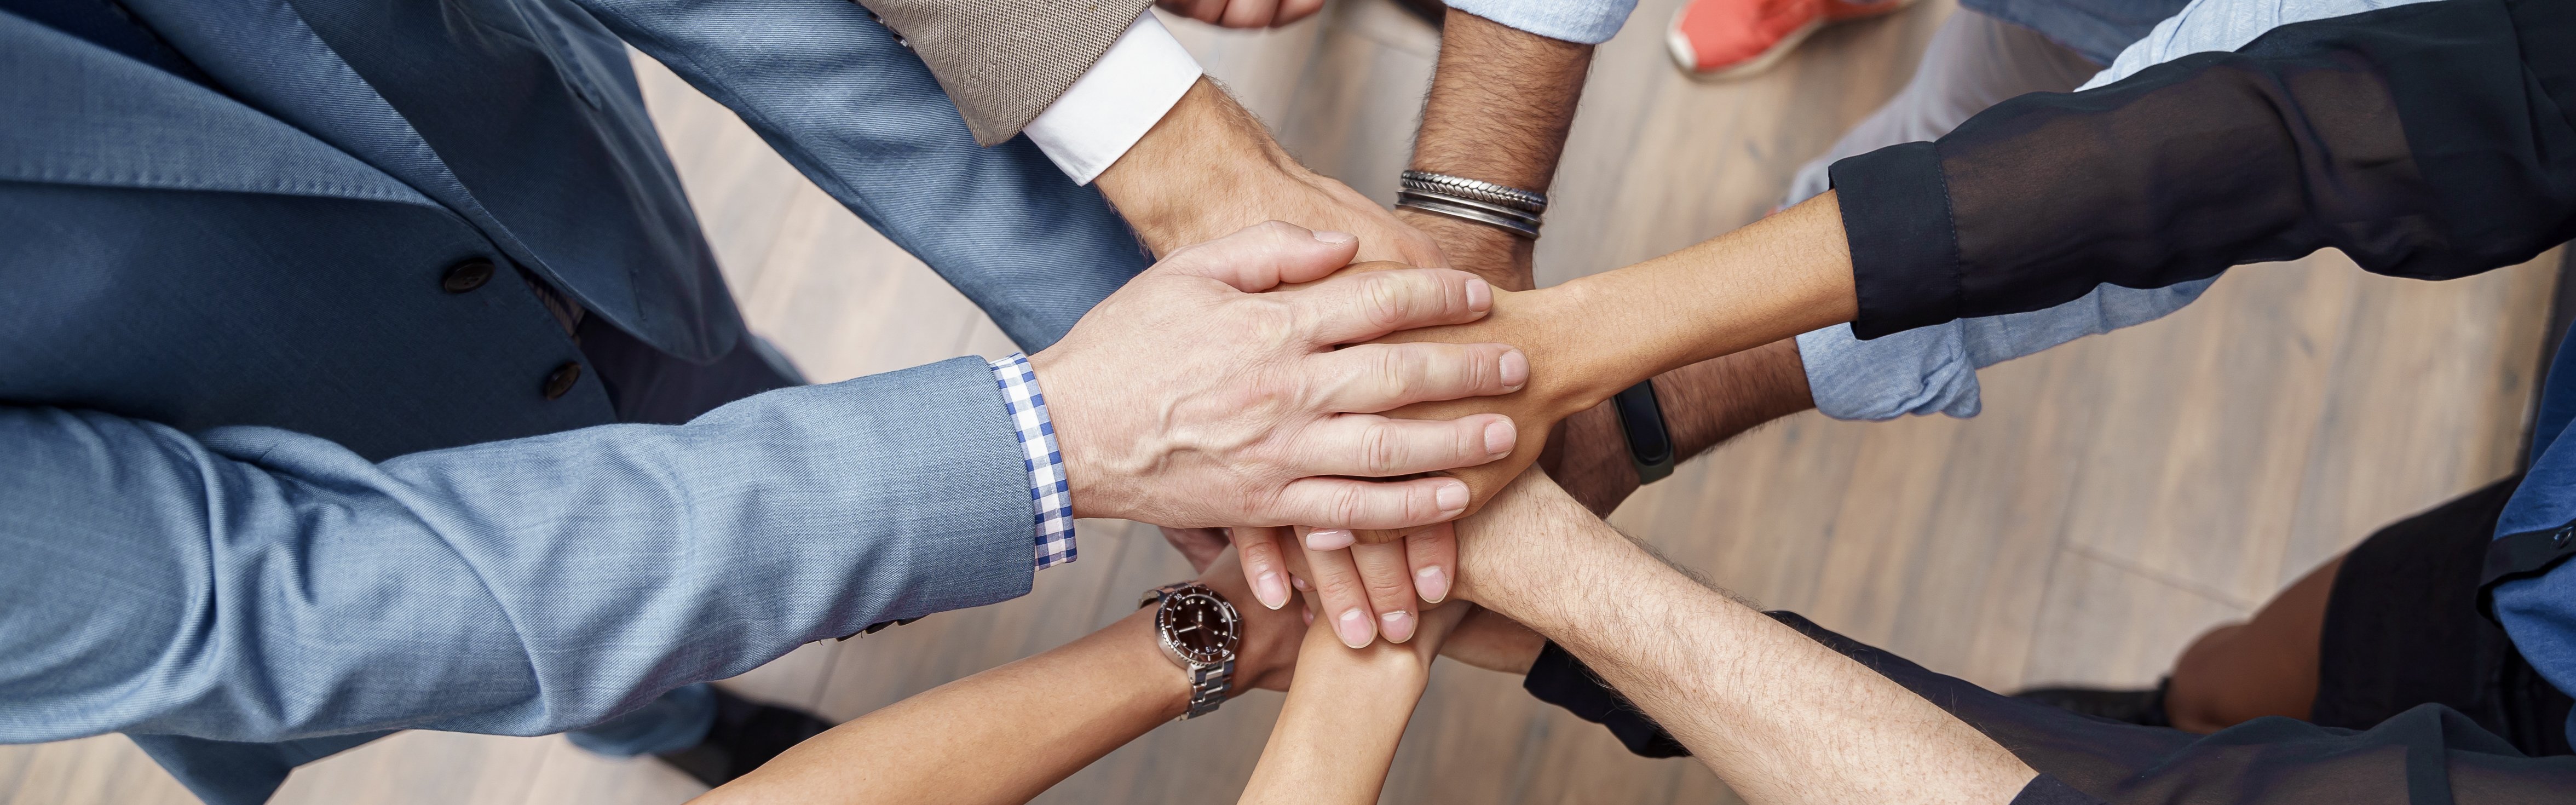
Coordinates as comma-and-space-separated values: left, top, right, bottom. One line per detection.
992, 353, 1076, 570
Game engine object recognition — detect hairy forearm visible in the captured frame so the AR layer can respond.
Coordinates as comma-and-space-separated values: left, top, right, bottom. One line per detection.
1549, 338, 1816, 516
1238, 615, 1434, 805
1096, 79, 1283, 256
1399, 9, 1594, 290
1458, 475, 2032, 805
1097, 79, 1442, 268
696, 611, 1184, 805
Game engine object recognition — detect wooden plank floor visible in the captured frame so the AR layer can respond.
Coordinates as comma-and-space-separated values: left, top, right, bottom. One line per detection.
2, 0, 2558, 802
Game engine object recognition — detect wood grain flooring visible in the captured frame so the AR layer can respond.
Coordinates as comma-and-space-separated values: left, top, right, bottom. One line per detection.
2, 0, 2558, 802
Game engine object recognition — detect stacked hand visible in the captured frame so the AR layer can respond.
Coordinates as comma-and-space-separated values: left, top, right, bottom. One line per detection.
1034, 222, 1529, 529
1154, 0, 1326, 29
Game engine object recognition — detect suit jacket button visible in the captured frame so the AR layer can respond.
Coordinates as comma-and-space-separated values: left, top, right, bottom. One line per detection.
542, 361, 583, 400
442, 258, 495, 293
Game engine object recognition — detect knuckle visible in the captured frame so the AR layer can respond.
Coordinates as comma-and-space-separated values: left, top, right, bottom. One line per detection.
1456, 344, 1494, 392
1333, 484, 1375, 526
1312, 565, 1366, 599
1360, 568, 1412, 600
1361, 275, 1411, 330
1361, 423, 1403, 475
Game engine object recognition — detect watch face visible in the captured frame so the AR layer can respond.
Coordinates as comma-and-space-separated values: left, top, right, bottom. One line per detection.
1156, 590, 1241, 665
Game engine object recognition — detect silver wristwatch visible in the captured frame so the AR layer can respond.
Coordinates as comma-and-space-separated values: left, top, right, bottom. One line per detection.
1139, 582, 1241, 720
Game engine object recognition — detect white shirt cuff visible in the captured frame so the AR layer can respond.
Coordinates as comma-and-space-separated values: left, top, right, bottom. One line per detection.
1023, 10, 1204, 185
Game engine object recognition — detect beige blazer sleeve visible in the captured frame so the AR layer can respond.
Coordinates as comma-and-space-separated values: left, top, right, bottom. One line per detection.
856, 0, 1157, 146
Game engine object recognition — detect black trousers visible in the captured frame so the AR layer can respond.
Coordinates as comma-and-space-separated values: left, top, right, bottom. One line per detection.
2314, 475, 2574, 757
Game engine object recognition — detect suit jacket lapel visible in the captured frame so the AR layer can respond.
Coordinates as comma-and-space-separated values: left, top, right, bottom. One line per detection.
113, 0, 556, 275
0, 10, 435, 210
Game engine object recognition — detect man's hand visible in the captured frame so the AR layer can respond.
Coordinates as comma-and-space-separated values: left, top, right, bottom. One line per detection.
1033, 221, 1529, 530
1097, 80, 1444, 271
1155, 0, 1324, 28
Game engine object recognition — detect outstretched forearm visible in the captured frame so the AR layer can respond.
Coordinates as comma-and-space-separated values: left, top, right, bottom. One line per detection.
699, 553, 1302, 805
1453, 473, 2033, 805
1097, 79, 1443, 268
1401, 8, 1594, 291
1546, 338, 1814, 516
1237, 603, 1461, 805
695, 609, 1184, 805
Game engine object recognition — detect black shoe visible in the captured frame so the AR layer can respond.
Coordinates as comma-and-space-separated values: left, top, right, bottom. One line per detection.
2013, 677, 2173, 727
655, 688, 836, 787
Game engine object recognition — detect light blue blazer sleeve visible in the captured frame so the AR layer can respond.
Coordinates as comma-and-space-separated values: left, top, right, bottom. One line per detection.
566, 0, 1152, 351
0, 358, 1034, 744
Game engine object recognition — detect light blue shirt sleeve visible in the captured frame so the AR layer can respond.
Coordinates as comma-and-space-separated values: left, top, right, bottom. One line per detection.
1444, 0, 1638, 44
1799, 280, 2216, 419
1801, 0, 2419, 421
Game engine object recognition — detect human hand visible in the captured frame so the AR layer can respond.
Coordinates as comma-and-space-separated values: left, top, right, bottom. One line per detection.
1236, 522, 1453, 647
1209, 267, 1578, 641
1169, 522, 1455, 651
1033, 222, 1530, 529
1191, 548, 1310, 694
1098, 81, 1444, 271
1353, 283, 1620, 538
1155, 0, 1325, 28
1438, 469, 1607, 614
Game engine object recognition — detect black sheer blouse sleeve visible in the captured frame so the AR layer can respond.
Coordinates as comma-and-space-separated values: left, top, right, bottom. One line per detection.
1522, 640, 1692, 758
1832, 0, 2576, 340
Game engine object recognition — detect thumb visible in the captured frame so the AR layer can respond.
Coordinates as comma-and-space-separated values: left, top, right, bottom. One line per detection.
1156, 220, 1362, 292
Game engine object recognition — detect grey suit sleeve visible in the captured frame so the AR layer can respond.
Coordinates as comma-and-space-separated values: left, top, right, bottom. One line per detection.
569, 0, 1150, 351
852, 0, 1154, 145
0, 358, 1033, 744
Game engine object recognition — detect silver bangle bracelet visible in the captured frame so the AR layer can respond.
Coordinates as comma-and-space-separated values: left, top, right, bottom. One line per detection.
1396, 192, 1542, 239
1400, 170, 1549, 213
1396, 170, 1548, 239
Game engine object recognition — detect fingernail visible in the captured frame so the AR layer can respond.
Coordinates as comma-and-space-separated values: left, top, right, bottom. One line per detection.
1305, 528, 1356, 550
1484, 420, 1514, 457
1416, 566, 1450, 603
1434, 481, 1469, 514
1465, 277, 1492, 312
1499, 349, 1528, 392
1313, 229, 1356, 244
1336, 608, 1374, 648
1380, 610, 1416, 643
1255, 571, 1289, 610
1304, 607, 1315, 625
1292, 575, 1311, 591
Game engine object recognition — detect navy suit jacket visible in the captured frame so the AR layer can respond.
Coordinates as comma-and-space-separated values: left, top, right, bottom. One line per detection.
0, 0, 1145, 765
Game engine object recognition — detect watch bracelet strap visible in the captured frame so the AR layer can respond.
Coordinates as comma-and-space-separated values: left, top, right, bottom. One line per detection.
1613, 379, 1676, 485
1140, 582, 1188, 608
1181, 659, 1234, 720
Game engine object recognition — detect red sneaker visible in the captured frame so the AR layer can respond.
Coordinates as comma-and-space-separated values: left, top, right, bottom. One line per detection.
1667, 0, 1916, 79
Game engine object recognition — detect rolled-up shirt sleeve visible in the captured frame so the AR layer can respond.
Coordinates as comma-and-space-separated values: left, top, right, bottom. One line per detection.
1828, 0, 2576, 341
1444, 0, 1638, 44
